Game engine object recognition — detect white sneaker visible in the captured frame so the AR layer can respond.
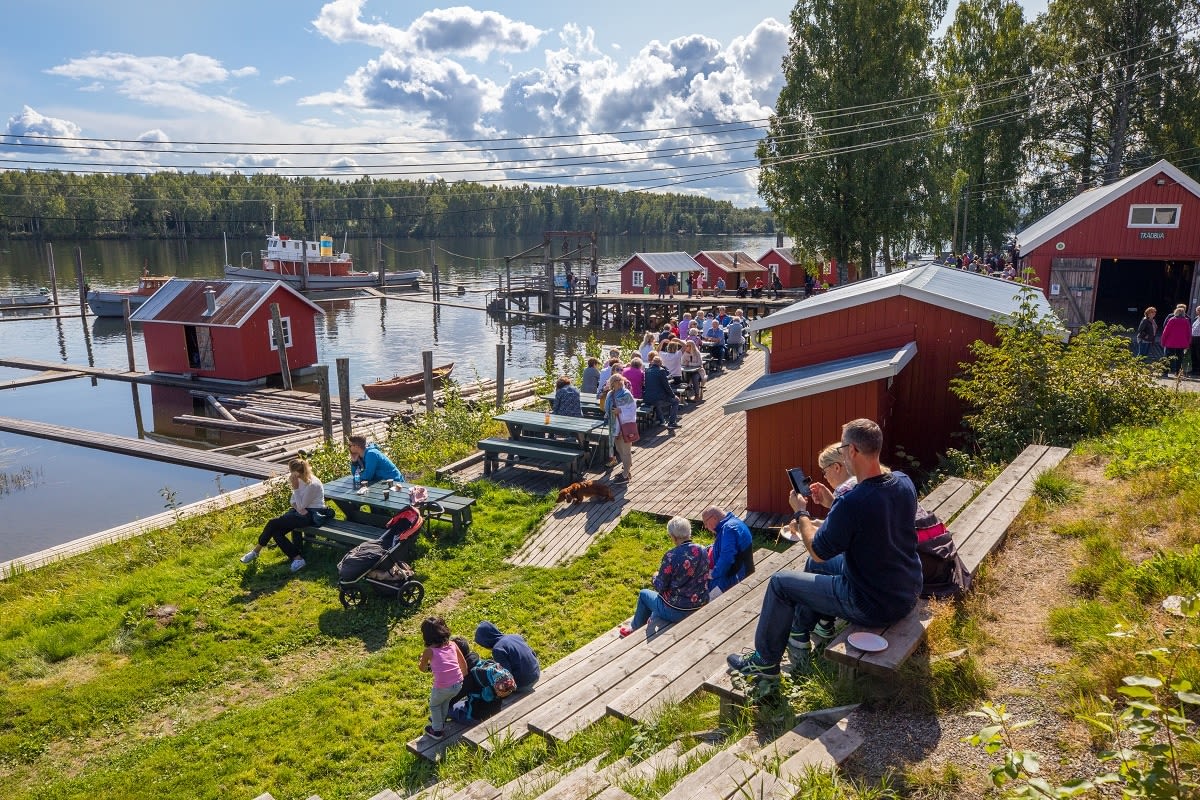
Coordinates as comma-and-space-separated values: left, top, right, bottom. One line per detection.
290, 557, 306, 572
240, 550, 258, 564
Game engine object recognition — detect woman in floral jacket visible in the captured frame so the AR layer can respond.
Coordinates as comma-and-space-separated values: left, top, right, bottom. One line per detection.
620, 517, 710, 636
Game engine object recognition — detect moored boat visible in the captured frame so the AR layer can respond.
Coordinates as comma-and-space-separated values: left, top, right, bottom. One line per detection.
86, 274, 172, 317
362, 363, 454, 400
0, 287, 51, 309
225, 231, 423, 289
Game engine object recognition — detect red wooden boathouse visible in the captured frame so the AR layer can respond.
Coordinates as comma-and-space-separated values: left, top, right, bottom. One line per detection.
616, 252, 702, 294
692, 250, 766, 293
129, 279, 324, 383
1018, 159, 1200, 331
724, 264, 1057, 514
756, 247, 806, 289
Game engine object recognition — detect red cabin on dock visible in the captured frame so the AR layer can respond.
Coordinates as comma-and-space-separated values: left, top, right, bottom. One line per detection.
724, 265, 1058, 514
756, 247, 805, 289
692, 251, 765, 293
1017, 159, 1200, 331
129, 279, 324, 384
617, 252, 703, 295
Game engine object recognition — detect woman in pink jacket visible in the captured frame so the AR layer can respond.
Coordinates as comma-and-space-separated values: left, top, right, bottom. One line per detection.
1160, 304, 1192, 377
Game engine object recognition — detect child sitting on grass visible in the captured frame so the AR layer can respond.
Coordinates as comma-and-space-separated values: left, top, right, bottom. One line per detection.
418, 617, 467, 739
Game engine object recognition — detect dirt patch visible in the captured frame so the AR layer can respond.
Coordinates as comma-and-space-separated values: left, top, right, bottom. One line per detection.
842, 456, 1119, 796
427, 587, 468, 616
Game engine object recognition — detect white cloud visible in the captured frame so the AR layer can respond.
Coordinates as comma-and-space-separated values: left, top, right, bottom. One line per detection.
274, 76, 296, 85
313, 0, 543, 60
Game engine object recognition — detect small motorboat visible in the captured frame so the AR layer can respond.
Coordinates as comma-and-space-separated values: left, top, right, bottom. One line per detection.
0, 287, 51, 309
87, 273, 172, 317
363, 363, 454, 401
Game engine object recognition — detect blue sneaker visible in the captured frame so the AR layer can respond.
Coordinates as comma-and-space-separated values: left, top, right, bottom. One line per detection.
726, 650, 780, 678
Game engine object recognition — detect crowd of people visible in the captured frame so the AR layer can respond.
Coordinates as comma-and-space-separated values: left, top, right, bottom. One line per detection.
1136, 303, 1200, 377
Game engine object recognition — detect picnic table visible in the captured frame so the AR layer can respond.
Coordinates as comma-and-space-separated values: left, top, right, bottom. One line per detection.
322, 476, 474, 538
495, 409, 610, 464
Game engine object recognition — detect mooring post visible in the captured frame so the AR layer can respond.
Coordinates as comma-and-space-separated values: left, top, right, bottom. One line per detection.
47, 242, 60, 307
336, 357, 351, 442
430, 241, 440, 302
422, 350, 435, 414
74, 247, 87, 314
377, 239, 386, 289
495, 343, 505, 409
316, 364, 333, 444
122, 298, 136, 371
300, 241, 310, 292
270, 303, 293, 390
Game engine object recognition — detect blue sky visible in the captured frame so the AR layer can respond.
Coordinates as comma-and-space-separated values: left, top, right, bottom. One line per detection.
1, 0, 1049, 206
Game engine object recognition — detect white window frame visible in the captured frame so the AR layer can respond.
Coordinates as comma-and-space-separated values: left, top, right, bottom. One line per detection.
269, 316, 293, 351
1128, 204, 1181, 228
631, 270, 644, 288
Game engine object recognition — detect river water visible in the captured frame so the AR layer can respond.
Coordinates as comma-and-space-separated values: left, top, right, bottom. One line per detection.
0, 233, 777, 560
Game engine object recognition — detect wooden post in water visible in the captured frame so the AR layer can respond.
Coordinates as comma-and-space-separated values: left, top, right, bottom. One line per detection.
495, 343, 505, 409
74, 247, 87, 314
47, 243, 60, 307
270, 303, 293, 390
300, 241, 310, 291
316, 364, 333, 444
336, 357, 352, 442
430, 241, 439, 301
130, 382, 146, 438
122, 298, 136, 371
377, 239, 386, 288
422, 350, 435, 414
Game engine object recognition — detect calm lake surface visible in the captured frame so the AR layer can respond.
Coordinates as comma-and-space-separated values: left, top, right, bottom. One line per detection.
0, 233, 777, 560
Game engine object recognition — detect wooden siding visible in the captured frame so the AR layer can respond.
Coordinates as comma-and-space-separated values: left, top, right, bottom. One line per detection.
758, 296, 999, 500
1026, 173, 1200, 289
746, 381, 887, 514
757, 251, 804, 288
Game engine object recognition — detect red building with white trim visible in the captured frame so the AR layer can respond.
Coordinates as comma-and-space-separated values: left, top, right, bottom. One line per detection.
724, 265, 1057, 514
756, 247, 806, 289
1017, 159, 1200, 331
692, 251, 766, 294
616, 252, 702, 294
129, 279, 324, 383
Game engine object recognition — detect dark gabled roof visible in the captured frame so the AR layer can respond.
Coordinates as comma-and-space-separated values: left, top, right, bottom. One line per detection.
128, 278, 324, 327
695, 250, 766, 272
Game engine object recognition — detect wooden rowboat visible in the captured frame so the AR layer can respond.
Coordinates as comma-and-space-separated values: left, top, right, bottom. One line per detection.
362, 363, 454, 401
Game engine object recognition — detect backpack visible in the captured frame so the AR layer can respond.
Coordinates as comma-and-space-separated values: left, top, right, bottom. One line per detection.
471, 658, 517, 701
914, 503, 970, 600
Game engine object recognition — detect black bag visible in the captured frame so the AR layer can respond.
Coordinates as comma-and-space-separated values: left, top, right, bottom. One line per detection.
917, 530, 971, 600
337, 540, 388, 582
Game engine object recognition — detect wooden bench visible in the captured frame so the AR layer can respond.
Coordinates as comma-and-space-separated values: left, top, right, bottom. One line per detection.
426, 493, 475, 538
478, 437, 586, 486
822, 444, 1071, 678
301, 519, 383, 550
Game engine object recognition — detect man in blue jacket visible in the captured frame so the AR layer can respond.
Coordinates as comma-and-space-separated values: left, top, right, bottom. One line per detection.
474, 621, 541, 691
348, 433, 403, 484
642, 356, 680, 429
703, 506, 753, 594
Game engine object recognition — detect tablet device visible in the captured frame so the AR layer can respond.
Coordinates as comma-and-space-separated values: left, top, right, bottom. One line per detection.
787, 467, 811, 497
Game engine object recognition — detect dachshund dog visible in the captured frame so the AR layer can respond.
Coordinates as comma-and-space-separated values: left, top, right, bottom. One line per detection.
557, 480, 616, 504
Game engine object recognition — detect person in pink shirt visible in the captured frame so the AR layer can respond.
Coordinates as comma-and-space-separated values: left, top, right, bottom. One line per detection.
418, 617, 467, 739
623, 357, 646, 399
1161, 304, 1193, 377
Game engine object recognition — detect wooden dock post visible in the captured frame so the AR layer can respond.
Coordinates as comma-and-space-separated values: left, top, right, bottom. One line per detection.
430, 241, 440, 301
422, 350, 435, 414
495, 343, 505, 409
74, 247, 87, 314
377, 239, 386, 288
122, 298, 136, 371
47, 242, 60, 307
336, 357, 351, 443
316, 364, 333, 444
300, 240, 310, 291
269, 303, 293, 390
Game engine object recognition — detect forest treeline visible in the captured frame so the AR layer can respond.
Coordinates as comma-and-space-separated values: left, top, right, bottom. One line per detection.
0, 171, 774, 241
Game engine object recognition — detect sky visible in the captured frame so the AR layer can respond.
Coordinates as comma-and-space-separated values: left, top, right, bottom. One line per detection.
1, 0, 1049, 207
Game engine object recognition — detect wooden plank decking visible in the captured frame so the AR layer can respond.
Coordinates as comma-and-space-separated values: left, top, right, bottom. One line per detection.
450, 351, 786, 567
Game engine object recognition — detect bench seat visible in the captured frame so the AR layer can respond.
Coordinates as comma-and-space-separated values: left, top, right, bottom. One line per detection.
478, 437, 586, 485
302, 519, 383, 549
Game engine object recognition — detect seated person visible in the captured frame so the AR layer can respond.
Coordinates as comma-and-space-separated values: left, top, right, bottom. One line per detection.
703, 319, 726, 361
726, 315, 745, 361
680, 340, 707, 399
474, 621, 541, 691
660, 339, 684, 383
551, 376, 583, 417
240, 456, 328, 572
678, 313, 693, 340
642, 356, 680, 429
716, 306, 732, 327
581, 357, 601, 395
349, 433, 403, 484
638, 332, 657, 363
449, 637, 502, 722
620, 517, 710, 636
622, 358, 646, 400
596, 358, 621, 397
704, 505, 753, 594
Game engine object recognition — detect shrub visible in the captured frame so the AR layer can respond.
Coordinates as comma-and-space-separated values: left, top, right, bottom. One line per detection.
950, 286, 1171, 464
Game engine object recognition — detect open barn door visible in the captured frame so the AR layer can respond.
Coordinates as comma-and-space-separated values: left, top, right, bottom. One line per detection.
1048, 257, 1098, 331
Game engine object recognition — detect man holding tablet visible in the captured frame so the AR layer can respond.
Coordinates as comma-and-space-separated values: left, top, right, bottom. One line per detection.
727, 418, 922, 677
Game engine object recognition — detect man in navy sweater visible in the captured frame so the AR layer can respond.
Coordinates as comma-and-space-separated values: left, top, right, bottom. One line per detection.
474, 621, 541, 691
642, 356, 680, 429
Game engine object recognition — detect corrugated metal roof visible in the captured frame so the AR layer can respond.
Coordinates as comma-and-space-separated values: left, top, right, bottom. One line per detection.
129, 278, 325, 327
620, 252, 702, 273
696, 250, 766, 272
1017, 159, 1200, 254
723, 343, 917, 414
748, 263, 1058, 332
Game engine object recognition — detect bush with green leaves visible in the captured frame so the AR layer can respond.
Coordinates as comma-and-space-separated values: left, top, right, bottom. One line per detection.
950, 286, 1172, 464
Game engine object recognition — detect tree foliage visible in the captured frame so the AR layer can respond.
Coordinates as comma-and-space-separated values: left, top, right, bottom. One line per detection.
950, 286, 1172, 462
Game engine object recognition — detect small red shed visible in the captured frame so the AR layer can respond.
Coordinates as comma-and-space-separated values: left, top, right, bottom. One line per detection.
617, 252, 702, 294
693, 251, 766, 293
756, 247, 806, 288
724, 265, 1057, 514
129, 278, 324, 383
1018, 159, 1200, 331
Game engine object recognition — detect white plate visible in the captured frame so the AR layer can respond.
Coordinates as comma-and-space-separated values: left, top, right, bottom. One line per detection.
846, 632, 888, 652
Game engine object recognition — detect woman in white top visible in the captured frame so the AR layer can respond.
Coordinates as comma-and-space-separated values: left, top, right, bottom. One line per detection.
241, 457, 328, 572
638, 332, 657, 363
660, 339, 684, 380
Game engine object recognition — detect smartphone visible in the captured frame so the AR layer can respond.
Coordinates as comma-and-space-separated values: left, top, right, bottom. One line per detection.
787, 467, 811, 497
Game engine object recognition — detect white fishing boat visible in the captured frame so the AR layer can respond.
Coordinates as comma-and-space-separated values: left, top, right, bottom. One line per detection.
0, 287, 51, 309
224, 229, 423, 290
87, 274, 172, 317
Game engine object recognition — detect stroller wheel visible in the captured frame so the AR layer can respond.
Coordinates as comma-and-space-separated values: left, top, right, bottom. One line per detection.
395, 580, 425, 610
339, 587, 367, 610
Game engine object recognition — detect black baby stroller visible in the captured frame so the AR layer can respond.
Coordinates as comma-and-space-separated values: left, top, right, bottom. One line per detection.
336, 505, 429, 611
